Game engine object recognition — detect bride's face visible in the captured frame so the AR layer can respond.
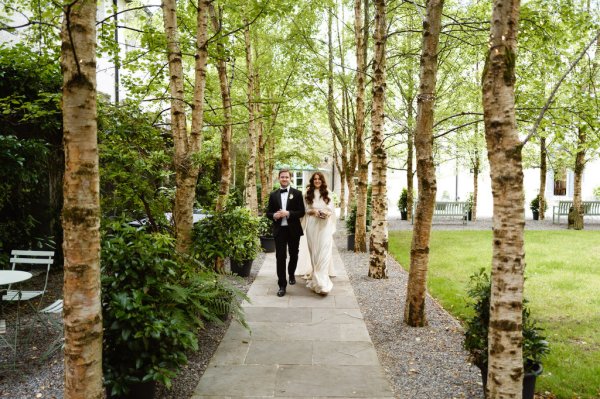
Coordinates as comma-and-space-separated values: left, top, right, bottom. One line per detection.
313, 174, 322, 188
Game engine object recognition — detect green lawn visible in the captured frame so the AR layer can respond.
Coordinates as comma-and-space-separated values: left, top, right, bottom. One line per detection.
389, 230, 600, 399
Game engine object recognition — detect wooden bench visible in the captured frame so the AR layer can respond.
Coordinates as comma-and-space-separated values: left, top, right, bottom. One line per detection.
412, 201, 469, 225
552, 200, 600, 224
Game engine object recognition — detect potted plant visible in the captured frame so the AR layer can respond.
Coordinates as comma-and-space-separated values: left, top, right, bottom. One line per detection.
346, 204, 357, 251
464, 269, 549, 399
346, 204, 372, 251
530, 195, 547, 220
398, 188, 408, 220
227, 207, 261, 277
465, 192, 474, 221
101, 223, 247, 398
193, 207, 260, 277
258, 216, 275, 253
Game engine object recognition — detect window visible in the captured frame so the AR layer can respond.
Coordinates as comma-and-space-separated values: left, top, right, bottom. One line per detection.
554, 170, 567, 196
292, 171, 303, 190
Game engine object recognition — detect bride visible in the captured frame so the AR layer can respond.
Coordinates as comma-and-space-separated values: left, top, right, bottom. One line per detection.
297, 172, 336, 294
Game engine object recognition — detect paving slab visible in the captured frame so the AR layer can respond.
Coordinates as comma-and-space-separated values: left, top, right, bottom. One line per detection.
192, 244, 394, 398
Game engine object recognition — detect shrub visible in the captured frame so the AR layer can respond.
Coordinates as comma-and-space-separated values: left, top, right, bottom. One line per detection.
192, 207, 261, 264
397, 188, 408, 212
345, 204, 372, 234
466, 192, 474, 211
98, 101, 173, 227
529, 195, 548, 213
101, 223, 247, 395
258, 216, 273, 238
463, 269, 549, 372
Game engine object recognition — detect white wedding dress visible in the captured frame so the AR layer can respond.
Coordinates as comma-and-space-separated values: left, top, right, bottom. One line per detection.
296, 190, 336, 294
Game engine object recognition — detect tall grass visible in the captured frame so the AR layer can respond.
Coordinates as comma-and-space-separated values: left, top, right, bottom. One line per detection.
389, 230, 600, 399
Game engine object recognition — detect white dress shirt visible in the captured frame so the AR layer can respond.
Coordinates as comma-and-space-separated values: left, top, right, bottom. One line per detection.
280, 187, 289, 226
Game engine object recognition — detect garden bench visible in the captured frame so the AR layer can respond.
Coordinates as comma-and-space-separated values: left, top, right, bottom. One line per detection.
412, 201, 469, 225
552, 200, 600, 224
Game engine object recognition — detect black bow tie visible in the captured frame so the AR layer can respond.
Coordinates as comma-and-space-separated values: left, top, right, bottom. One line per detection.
280, 188, 288, 193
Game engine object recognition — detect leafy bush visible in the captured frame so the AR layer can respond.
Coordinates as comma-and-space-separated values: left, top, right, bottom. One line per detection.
345, 204, 372, 234
0, 44, 62, 253
529, 195, 548, 213
98, 101, 173, 228
192, 207, 261, 264
397, 188, 408, 212
258, 216, 274, 238
101, 223, 247, 395
0, 135, 50, 251
466, 192, 474, 211
463, 269, 549, 372
593, 186, 600, 200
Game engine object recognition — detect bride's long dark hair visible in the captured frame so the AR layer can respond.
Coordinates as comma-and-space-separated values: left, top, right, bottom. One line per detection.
305, 172, 330, 205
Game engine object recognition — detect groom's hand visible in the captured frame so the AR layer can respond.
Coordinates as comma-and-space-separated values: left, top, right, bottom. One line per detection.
274, 209, 289, 220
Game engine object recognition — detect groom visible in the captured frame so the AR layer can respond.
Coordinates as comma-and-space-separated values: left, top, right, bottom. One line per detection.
266, 169, 305, 297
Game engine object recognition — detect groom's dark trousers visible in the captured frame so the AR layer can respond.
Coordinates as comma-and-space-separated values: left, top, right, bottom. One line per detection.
266, 186, 305, 289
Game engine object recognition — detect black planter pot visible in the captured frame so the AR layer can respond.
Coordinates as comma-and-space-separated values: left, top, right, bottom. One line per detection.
347, 234, 355, 251
467, 210, 472, 221
479, 363, 542, 399
260, 236, 276, 253
532, 210, 539, 220
107, 381, 157, 399
400, 210, 408, 220
230, 259, 253, 277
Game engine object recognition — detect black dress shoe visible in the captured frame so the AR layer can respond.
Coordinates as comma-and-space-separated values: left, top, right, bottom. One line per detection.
277, 288, 286, 297
289, 277, 296, 285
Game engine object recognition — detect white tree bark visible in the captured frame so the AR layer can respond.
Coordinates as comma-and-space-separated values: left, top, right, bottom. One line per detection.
368, 0, 388, 278
482, 0, 525, 396
60, 0, 103, 397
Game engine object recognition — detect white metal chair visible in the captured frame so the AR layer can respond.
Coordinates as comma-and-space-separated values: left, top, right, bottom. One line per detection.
2, 250, 54, 309
38, 299, 64, 358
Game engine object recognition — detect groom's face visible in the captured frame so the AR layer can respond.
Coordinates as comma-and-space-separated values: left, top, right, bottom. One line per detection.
279, 172, 291, 188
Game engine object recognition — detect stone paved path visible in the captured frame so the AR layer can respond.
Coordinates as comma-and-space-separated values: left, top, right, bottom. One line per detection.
191, 244, 394, 399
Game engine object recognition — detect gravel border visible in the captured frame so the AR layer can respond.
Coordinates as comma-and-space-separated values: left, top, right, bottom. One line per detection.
334, 230, 484, 399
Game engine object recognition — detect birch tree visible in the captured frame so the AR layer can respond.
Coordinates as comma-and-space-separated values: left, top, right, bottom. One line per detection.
403, 0, 444, 326
60, 0, 103, 397
244, 21, 258, 215
210, 4, 233, 213
481, 0, 526, 395
354, 0, 369, 252
161, 0, 209, 253
368, 0, 388, 278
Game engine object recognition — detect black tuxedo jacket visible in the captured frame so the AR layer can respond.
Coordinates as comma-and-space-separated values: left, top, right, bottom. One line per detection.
266, 187, 306, 238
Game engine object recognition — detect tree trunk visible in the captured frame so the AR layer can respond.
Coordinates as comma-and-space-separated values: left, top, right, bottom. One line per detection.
407, 94, 415, 221
334, 138, 346, 219
403, 0, 444, 326
267, 134, 275, 193
345, 152, 357, 216
162, 0, 189, 251
472, 154, 479, 220
538, 136, 546, 220
368, 0, 388, 279
256, 73, 268, 211
60, 1, 103, 397
162, 0, 208, 253
354, 0, 369, 253
481, 0, 525, 396
244, 22, 258, 216
327, 9, 354, 222
210, 5, 232, 215
327, 6, 345, 217
569, 127, 585, 230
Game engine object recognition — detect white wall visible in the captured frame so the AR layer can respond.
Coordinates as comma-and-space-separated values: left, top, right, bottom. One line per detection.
384, 158, 600, 219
